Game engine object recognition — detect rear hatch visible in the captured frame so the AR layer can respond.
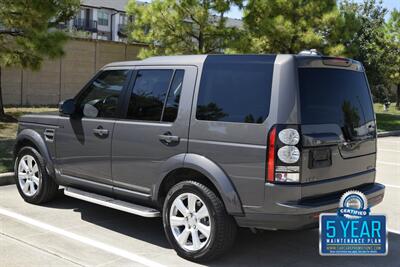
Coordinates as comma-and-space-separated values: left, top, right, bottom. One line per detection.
297, 57, 377, 187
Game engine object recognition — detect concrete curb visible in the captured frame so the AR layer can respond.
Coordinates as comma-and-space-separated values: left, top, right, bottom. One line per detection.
378, 130, 400, 138
0, 172, 15, 186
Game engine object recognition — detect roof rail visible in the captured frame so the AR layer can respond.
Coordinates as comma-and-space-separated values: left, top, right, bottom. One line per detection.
298, 49, 322, 56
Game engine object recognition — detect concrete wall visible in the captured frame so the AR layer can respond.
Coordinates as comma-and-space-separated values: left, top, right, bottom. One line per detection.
2, 38, 144, 105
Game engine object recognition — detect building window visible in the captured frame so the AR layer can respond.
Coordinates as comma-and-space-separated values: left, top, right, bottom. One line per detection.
98, 10, 109, 26
119, 14, 126, 24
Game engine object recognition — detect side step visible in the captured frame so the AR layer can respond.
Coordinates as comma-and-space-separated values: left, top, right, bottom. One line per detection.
64, 187, 160, 218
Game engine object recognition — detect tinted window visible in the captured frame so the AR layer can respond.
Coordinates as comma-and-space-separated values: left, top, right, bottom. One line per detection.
298, 68, 375, 136
78, 70, 129, 118
127, 70, 173, 121
196, 55, 275, 123
162, 70, 184, 122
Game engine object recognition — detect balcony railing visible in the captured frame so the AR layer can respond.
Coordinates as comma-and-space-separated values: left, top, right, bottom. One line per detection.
73, 18, 98, 33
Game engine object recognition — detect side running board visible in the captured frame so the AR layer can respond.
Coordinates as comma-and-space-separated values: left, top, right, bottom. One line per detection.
64, 187, 160, 218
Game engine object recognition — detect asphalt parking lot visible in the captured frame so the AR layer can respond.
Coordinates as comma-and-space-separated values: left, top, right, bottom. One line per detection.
1, 137, 399, 267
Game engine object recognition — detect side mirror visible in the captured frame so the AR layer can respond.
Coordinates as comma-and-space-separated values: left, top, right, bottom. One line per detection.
83, 103, 99, 118
59, 99, 76, 115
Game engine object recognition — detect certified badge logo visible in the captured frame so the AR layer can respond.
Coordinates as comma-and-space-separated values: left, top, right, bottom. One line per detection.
320, 191, 387, 256
338, 191, 370, 219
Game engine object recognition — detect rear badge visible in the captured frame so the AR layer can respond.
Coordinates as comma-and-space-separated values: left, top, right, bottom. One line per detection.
319, 190, 387, 256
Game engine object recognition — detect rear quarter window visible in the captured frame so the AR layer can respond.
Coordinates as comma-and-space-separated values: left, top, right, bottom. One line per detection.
196, 55, 275, 124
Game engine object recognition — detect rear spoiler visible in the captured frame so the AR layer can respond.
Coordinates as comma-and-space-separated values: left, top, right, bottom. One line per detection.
296, 56, 364, 72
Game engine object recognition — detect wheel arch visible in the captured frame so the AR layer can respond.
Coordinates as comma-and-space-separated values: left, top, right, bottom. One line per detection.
14, 129, 55, 177
155, 153, 244, 216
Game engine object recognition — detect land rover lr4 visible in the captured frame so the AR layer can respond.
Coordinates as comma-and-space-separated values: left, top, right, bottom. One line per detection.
14, 54, 385, 261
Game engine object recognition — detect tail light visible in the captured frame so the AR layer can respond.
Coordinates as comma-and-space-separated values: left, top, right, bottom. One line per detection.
267, 127, 276, 182
267, 125, 301, 183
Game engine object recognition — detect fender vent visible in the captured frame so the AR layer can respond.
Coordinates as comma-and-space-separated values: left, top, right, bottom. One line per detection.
44, 129, 55, 142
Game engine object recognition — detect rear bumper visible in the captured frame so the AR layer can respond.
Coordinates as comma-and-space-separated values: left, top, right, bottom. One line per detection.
235, 182, 385, 230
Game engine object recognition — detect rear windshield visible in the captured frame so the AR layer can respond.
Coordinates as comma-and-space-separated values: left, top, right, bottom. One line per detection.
298, 68, 375, 131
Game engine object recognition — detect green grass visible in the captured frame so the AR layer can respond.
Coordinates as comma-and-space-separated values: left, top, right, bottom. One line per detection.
0, 106, 57, 173
374, 103, 400, 132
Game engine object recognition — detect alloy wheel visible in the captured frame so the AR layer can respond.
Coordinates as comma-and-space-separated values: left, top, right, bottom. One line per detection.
18, 155, 40, 197
169, 193, 212, 252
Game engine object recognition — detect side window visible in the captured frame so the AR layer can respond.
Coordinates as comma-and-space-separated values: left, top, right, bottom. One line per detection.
77, 70, 129, 118
127, 70, 173, 121
196, 56, 274, 123
162, 70, 184, 122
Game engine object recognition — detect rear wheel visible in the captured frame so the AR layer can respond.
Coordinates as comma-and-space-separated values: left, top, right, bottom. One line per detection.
15, 146, 59, 204
163, 180, 237, 262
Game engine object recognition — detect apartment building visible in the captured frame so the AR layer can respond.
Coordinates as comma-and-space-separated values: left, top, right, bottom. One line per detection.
59, 0, 131, 42
58, 0, 243, 43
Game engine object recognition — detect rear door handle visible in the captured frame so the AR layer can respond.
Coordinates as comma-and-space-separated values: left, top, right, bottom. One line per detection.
159, 132, 180, 145
93, 126, 109, 137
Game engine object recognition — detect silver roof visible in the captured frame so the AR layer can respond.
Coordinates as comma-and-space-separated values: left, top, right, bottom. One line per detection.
104, 55, 208, 68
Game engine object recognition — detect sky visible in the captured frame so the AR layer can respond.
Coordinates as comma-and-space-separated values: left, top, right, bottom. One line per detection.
226, 0, 400, 19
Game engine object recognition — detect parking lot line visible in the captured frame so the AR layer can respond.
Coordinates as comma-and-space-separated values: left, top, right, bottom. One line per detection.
378, 139, 400, 144
384, 184, 400, 189
377, 161, 400, 166
0, 207, 166, 267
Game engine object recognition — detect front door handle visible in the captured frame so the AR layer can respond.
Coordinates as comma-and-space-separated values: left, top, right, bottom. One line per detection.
93, 126, 109, 137
159, 132, 180, 145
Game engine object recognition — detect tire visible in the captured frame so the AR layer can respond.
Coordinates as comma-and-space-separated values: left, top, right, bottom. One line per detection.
14, 146, 59, 204
163, 180, 237, 262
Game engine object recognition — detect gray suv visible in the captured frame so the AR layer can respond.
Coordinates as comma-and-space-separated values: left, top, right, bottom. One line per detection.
14, 54, 385, 261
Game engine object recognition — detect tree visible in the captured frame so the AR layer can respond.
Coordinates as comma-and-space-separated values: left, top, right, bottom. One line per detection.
0, 0, 79, 121
240, 0, 347, 55
126, 0, 243, 58
385, 9, 400, 108
338, 0, 390, 103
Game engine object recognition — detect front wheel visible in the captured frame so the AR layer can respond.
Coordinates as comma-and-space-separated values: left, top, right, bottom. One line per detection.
163, 180, 237, 262
15, 146, 59, 204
